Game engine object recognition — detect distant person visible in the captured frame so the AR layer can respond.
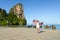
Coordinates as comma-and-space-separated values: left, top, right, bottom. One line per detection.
39, 22, 43, 31
52, 25, 56, 30
45, 25, 51, 29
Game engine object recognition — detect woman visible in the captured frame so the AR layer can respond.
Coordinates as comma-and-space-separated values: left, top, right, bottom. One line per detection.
36, 20, 40, 33
33, 20, 40, 33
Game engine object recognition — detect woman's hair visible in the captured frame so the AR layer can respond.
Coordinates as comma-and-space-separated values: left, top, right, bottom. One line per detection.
33, 20, 35, 22
37, 20, 39, 22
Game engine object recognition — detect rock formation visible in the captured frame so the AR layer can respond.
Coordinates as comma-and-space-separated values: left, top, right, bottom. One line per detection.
9, 3, 25, 19
9, 3, 27, 25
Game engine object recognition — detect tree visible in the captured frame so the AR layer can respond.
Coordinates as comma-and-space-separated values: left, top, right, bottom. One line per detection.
0, 8, 7, 25
18, 18, 27, 25
7, 13, 20, 25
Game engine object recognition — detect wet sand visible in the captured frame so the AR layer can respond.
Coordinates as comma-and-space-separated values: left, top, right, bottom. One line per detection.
0, 27, 60, 40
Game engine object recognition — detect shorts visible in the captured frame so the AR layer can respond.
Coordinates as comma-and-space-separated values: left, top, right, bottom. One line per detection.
40, 26, 42, 28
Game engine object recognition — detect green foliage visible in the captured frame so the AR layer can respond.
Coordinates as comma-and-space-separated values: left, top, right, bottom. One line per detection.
0, 8, 27, 25
0, 19, 7, 25
7, 13, 20, 25
0, 9, 7, 19
0, 3, 27, 26
7, 13, 27, 25
19, 18, 27, 25
0, 8, 7, 25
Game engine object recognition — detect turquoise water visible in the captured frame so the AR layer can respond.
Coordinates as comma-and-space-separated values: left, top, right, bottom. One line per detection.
55, 24, 60, 30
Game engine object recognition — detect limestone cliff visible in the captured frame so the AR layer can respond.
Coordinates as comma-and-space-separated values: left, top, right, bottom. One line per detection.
9, 3, 27, 25
9, 3, 25, 19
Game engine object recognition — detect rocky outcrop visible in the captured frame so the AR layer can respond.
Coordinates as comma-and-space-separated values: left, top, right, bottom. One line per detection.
9, 3, 27, 25
9, 3, 25, 19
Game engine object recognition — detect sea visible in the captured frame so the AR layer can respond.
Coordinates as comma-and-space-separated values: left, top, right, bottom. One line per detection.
27, 24, 60, 30
52, 24, 60, 30
43, 24, 60, 30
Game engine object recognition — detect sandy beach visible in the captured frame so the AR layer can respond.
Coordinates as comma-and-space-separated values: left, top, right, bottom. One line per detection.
0, 27, 60, 40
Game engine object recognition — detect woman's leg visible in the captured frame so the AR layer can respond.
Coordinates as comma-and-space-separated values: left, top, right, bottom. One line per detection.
36, 28, 40, 33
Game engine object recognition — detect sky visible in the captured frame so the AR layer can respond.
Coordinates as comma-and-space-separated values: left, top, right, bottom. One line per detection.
0, 0, 60, 25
